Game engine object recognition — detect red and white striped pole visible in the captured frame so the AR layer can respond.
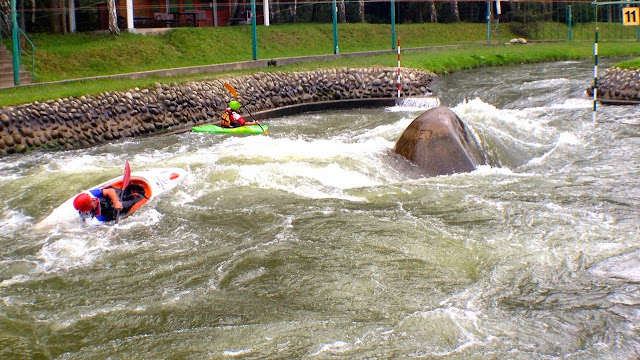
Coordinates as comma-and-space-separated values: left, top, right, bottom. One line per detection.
397, 38, 401, 98
593, 26, 599, 119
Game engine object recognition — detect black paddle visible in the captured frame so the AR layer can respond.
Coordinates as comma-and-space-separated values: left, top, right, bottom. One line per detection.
224, 83, 268, 135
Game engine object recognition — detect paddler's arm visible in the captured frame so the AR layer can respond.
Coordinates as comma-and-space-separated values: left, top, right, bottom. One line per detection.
102, 188, 123, 210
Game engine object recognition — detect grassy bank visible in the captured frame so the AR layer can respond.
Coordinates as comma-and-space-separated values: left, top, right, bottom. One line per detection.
3, 23, 640, 107
25, 22, 640, 82
613, 57, 640, 69
28, 23, 522, 82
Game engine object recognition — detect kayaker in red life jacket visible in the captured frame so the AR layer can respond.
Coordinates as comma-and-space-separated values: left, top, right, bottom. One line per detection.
72, 186, 144, 223
220, 100, 261, 128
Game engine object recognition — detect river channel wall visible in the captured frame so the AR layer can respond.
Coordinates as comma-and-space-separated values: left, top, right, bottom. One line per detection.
0, 67, 436, 156
586, 67, 640, 104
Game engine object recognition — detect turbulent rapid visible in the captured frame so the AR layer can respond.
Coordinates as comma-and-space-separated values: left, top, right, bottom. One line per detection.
1, 59, 639, 359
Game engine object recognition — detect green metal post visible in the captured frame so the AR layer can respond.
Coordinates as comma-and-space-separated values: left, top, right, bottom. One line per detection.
332, 0, 338, 54
251, 0, 257, 60
486, 2, 491, 44
594, 26, 599, 113
11, 0, 20, 85
391, 0, 396, 50
567, 6, 572, 41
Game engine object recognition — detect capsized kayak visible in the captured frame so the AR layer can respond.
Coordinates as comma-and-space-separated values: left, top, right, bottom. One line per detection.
35, 167, 187, 228
191, 124, 268, 134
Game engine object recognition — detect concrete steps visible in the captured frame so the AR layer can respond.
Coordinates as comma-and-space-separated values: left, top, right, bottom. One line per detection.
0, 45, 33, 88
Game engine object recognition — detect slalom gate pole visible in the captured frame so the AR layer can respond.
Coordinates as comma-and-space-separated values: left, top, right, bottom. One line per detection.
397, 38, 401, 99
593, 25, 599, 120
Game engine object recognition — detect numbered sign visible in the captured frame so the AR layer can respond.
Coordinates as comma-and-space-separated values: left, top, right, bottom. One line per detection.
623, 7, 640, 26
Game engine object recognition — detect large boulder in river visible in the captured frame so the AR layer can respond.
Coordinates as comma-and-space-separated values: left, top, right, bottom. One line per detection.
394, 106, 487, 177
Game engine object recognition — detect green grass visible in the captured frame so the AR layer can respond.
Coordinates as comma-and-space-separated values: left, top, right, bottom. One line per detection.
22, 23, 523, 82
3, 23, 640, 107
613, 57, 640, 69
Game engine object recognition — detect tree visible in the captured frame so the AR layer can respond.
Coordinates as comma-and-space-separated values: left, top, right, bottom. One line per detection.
107, 0, 120, 34
450, 1, 460, 22
269, 0, 279, 23
291, 0, 297, 23
338, 0, 346, 23
358, 0, 365, 22
50, 0, 63, 33
311, 2, 320, 22
429, 0, 438, 23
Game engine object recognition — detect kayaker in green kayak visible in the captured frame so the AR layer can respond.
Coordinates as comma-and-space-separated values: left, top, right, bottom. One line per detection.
221, 100, 261, 128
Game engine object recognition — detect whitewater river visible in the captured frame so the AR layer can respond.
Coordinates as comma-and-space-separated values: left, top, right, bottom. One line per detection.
1, 59, 639, 359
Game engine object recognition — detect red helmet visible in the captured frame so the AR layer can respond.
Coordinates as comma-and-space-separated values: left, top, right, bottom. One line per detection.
73, 193, 94, 212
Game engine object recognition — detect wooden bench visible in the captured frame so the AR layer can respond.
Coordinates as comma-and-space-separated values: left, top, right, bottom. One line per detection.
154, 13, 175, 27
134, 17, 153, 28
177, 10, 208, 27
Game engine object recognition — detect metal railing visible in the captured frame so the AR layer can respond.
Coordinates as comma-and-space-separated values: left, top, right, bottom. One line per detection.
1, 9, 37, 83
18, 26, 36, 81
0, 10, 8, 46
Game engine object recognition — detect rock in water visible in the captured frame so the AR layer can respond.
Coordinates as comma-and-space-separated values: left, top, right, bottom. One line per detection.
394, 106, 487, 177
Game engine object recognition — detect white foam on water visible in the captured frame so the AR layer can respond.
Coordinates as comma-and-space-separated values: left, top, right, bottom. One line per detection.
589, 250, 640, 282
548, 98, 594, 110
523, 131, 582, 167
471, 164, 516, 177
45, 154, 119, 173
25, 212, 164, 277
350, 115, 417, 143
452, 98, 561, 169
116, 208, 164, 230
518, 78, 572, 91
0, 207, 33, 235
237, 162, 379, 201
311, 341, 351, 356
223, 348, 255, 357
8, 208, 163, 278
390, 305, 493, 356
36, 229, 113, 272
171, 189, 196, 206
391, 96, 441, 112
216, 134, 387, 162
556, 132, 581, 146
195, 131, 408, 201
454, 98, 553, 141
0, 172, 20, 182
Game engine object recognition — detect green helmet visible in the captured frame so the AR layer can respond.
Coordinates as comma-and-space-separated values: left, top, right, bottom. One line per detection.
229, 100, 241, 111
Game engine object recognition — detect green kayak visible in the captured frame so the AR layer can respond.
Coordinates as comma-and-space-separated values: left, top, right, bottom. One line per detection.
192, 124, 268, 134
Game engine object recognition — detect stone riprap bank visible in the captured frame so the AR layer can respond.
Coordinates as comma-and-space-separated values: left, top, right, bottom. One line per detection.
587, 67, 640, 104
0, 67, 436, 156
